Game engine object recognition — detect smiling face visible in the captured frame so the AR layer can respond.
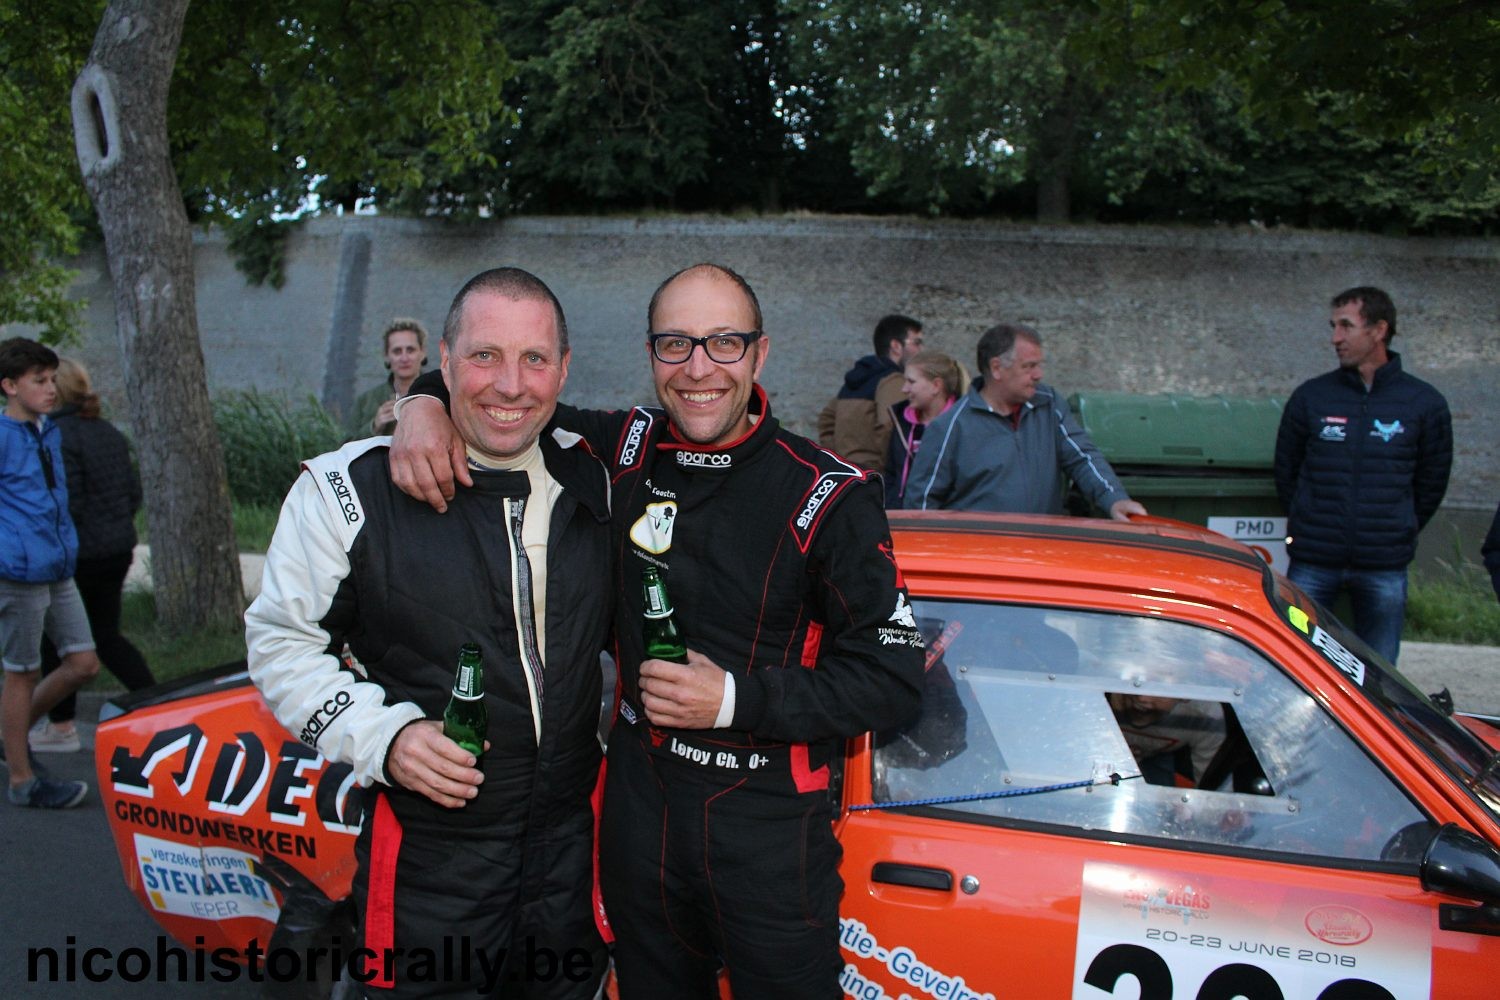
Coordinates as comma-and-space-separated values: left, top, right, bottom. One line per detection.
441, 291, 569, 464
903, 367, 947, 420
648, 269, 768, 447
384, 328, 424, 383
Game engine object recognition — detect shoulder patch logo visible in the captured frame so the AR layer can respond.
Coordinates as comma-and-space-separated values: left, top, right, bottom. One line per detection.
796, 475, 840, 530
889, 593, 917, 630
630, 501, 677, 555
617, 414, 651, 469
1370, 419, 1405, 442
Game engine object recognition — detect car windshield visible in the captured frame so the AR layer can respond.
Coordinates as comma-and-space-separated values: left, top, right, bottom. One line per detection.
873, 600, 1438, 864
1270, 577, 1500, 819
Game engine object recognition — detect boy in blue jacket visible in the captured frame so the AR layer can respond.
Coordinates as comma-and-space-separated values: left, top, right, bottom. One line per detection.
0, 338, 99, 808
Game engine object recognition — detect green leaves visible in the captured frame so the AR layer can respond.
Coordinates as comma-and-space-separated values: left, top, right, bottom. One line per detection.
171, 0, 513, 221
3, 0, 1497, 339
0, 2, 99, 340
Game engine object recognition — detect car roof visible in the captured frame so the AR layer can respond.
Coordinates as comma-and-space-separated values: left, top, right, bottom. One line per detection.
888, 511, 1275, 613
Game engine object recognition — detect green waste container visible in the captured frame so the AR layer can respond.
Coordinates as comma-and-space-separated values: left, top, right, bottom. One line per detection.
1067, 392, 1287, 547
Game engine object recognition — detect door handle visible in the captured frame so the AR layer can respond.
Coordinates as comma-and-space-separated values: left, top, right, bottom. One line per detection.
871, 862, 952, 892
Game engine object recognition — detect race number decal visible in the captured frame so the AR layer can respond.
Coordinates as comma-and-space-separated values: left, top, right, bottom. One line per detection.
1072, 863, 1430, 999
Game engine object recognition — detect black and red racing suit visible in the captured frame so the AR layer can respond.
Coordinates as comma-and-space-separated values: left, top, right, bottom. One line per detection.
565, 386, 925, 1000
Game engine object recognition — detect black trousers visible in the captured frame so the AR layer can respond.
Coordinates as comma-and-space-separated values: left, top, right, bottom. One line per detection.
354, 794, 607, 999
599, 726, 844, 1000
43, 551, 155, 721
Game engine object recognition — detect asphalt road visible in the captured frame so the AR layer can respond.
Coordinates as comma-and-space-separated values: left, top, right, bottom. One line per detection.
1396, 640, 1500, 717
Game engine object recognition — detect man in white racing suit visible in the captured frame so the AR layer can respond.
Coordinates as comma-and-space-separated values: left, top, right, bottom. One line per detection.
246, 268, 611, 998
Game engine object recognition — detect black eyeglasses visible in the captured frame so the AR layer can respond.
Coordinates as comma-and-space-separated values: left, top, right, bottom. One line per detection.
648, 331, 762, 365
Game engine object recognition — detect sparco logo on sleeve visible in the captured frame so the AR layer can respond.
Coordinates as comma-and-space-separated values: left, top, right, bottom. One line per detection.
299, 689, 354, 744
325, 470, 361, 524
619, 417, 649, 468
796, 476, 839, 530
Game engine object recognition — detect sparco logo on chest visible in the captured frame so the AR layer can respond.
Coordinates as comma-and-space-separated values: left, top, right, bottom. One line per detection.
796, 477, 838, 529
325, 470, 360, 523
676, 450, 732, 469
619, 417, 649, 467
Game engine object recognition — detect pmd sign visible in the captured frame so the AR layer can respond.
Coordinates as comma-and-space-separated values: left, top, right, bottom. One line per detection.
1206, 516, 1288, 574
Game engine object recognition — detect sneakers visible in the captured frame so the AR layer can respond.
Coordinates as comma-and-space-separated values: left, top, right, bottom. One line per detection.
8, 777, 89, 809
29, 720, 81, 754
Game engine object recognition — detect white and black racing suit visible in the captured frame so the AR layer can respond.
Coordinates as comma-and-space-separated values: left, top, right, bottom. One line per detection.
245, 432, 612, 998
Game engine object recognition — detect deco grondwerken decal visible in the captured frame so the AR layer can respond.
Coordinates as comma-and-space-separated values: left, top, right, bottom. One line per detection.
109, 722, 368, 860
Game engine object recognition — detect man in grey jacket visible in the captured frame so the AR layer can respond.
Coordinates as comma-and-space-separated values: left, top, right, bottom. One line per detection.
904, 323, 1146, 519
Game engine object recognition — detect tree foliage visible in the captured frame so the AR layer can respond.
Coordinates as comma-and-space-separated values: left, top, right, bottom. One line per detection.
2, 0, 511, 331
787, 0, 1229, 220
786, 0, 1499, 226
1092, 0, 1500, 214
0, 2, 99, 340
483, 0, 820, 213
171, 2, 509, 219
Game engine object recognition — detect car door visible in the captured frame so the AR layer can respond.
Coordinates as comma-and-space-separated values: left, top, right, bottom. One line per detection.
836, 598, 1495, 999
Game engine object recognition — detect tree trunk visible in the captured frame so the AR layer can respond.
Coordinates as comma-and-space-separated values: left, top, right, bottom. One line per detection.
72, 0, 244, 633
1033, 76, 1082, 224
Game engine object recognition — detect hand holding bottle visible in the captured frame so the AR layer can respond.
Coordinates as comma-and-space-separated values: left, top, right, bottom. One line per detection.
386, 721, 487, 808
638, 649, 730, 730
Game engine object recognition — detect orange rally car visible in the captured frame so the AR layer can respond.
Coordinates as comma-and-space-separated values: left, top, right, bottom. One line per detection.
96, 513, 1500, 998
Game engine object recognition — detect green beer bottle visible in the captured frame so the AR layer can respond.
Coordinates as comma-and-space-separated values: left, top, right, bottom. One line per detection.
641, 566, 688, 663
443, 642, 486, 758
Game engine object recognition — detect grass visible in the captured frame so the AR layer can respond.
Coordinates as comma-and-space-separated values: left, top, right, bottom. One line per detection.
230, 501, 281, 553
111, 407, 1500, 687
214, 389, 346, 508
107, 546, 1498, 692
110, 589, 248, 688
1406, 559, 1500, 645
104, 502, 277, 689
135, 501, 281, 554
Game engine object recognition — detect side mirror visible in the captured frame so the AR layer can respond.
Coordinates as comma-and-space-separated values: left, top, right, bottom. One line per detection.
1421, 823, 1500, 904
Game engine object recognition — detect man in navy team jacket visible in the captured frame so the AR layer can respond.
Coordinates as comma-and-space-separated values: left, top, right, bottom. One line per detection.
1274, 286, 1452, 664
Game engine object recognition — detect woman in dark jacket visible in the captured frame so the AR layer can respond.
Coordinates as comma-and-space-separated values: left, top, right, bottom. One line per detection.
884, 350, 963, 509
32, 359, 154, 752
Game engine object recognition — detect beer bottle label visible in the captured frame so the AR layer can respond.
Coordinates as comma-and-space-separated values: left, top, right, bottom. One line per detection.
451, 664, 483, 700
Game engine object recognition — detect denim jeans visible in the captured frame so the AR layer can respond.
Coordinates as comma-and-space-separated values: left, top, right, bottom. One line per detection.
1288, 560, 1408, 665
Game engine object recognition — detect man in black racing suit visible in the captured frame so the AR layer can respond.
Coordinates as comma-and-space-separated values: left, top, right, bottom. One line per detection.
247, 269, 610, 998
391, 263, 925, 999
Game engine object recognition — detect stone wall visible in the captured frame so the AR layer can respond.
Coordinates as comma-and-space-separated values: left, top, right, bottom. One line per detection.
51, 214, 1499, 522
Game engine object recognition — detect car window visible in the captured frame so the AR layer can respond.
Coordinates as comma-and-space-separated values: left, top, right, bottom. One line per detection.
1270, 576, 1500, 821
872, 601, 1435, 864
